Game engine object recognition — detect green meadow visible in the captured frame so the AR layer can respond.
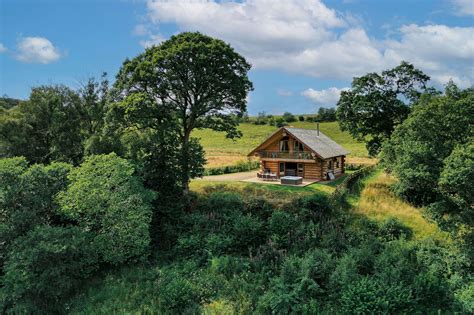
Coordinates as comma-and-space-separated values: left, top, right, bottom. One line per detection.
193, 121, 370, 167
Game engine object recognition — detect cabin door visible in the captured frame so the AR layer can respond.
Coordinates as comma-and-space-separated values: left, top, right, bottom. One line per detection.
285, 162, 297, 176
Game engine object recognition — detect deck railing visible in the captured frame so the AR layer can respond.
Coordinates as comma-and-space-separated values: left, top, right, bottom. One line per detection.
259, 151, 314, 160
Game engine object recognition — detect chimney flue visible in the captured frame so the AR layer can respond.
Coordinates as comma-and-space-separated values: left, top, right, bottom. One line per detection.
317, 122, 320, 136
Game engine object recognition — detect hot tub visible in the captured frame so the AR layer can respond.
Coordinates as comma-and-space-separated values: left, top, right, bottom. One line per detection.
280, 176, 303, 185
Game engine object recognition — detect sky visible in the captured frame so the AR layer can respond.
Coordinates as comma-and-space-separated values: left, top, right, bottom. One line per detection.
1, 0, 473, 115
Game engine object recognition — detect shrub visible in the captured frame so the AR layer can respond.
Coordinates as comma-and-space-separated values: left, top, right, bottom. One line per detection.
339, 276, 412, 314
203, 160, 259, 176
275, 117, 287, 127
306, 116, 314, 122
0, 158, 72, 264
298, 115, 305, 121
282, 112, 296, 122
58, 153, 154, 265
2, 226, 98, 314
231, 214, 265, 250
378, 217, 413, 241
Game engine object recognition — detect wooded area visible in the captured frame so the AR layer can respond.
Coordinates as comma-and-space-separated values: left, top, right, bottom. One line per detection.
1, 33, 473, 314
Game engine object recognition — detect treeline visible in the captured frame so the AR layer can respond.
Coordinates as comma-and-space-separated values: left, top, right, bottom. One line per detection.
0, 31, 473, 314
337, 62, 474, 262
247, 107, 336, 127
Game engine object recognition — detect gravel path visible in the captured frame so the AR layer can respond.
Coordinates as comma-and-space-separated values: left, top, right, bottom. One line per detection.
197, 171, 256, 181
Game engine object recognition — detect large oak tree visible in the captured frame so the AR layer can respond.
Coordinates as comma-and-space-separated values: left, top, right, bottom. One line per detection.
111, 32, 253, 194
336, 62, 430, 156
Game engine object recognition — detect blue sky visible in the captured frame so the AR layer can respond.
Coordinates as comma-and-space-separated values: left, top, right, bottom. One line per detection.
1, 0, 473, 115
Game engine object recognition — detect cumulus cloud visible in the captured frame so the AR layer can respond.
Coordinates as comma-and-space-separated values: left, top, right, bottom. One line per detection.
16, 37, 61, 64
143, 0, 474, 87
301, 87, 349, 105
452, 0, 474, 16
0, 43, 6, 53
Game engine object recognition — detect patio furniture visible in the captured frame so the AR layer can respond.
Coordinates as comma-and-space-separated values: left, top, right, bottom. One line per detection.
280, 176, 303, 185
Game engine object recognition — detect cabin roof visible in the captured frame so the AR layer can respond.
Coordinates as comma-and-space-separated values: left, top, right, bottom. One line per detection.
248, 127, 350, 159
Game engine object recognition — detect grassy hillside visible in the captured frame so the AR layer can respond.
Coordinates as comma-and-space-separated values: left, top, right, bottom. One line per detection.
347, 169, 448, 241
193, 121, 370, 167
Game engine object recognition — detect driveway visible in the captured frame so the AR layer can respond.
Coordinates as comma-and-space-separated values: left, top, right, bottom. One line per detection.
197, 171, 256, 181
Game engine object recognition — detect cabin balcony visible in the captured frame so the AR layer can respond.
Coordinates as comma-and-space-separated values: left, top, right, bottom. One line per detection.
258, 150, 315, 161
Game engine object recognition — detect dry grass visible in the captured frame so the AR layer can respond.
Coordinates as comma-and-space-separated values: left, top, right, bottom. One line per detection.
346, 157, 377, 165
353, 170, 449, 241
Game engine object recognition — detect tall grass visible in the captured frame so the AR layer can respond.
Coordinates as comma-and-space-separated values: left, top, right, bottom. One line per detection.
352, 170, 449, 241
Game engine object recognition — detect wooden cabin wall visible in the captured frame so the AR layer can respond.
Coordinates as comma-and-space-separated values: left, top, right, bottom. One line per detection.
304, 161, 322, 179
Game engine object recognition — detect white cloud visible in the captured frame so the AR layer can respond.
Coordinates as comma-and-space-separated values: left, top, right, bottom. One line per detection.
384, 24, 474, 87
0, 43, 6, 53
143, 0, 474, 88
16, 37, 61, 64
301, 87, 349, 105
452, 0, 474, 16
139, 34, 165, 48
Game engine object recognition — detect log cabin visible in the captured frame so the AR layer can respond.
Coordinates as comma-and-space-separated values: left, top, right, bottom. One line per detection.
248, 126, 349, 181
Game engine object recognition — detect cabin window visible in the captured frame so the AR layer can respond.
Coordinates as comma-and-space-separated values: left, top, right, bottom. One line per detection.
294, 140, 304, 152
328, 160, 334, 170
279, 162, 285, 176
335, 158, 340, 168
279, 140, 289, 152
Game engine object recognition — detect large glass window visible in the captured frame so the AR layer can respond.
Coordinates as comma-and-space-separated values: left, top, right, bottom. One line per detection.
294, 140, 304, 152
279, 140, 289, 152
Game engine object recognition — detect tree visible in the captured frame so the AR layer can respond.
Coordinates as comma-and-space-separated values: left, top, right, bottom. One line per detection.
57, 153, 155, 264
317, 107, 336, 121
0, 157, 72, 267
282, 112, 296, 123
336, 61, 430, 155
2, 225, 98, 314
111, 32, 253, 194
0, 86, 83, 164
381, 84, 473, 257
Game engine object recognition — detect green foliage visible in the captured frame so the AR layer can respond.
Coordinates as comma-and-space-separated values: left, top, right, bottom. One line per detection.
437, 144, 474, 227
317, 107, 336, 121
0, 158, 72, 265
298, 115, 305, 122
112, 32, 253, 193
337, 61, 430, 155
203, 160, 260, 176
0, 86, 83, 164
377, 217, 413, 241
382, 84, 473, 259
282, 112, 296, 122
2, 225, 98, 314
58, 153, 154, 264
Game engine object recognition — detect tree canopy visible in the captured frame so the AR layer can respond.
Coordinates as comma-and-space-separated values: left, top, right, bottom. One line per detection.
336, 61, 430, 155
111, 32, 253, 194
58, 153, 155, 264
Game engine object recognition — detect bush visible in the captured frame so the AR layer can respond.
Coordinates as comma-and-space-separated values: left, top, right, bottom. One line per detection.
0, 158, 72, 265
275, 117, 287, 127
378, 217, 413, 241
2, 226, 98, 314
298, 115, 305, 121
306, 116, 315, 122
58, 153, 154, 265
203, 160, 260, 176
282, 112, 296, 122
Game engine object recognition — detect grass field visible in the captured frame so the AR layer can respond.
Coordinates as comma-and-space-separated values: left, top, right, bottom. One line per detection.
348, 169, 449, 241
193, 121, 370, 167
